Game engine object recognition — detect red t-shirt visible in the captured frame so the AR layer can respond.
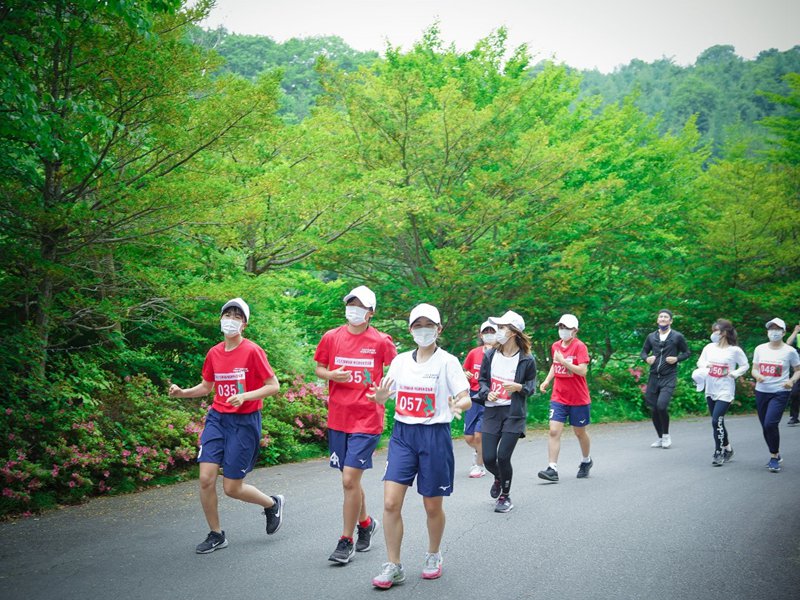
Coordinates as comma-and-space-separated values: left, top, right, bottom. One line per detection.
462, 346, 486, 392
314, 325, 397, 434
550, 338, 591, 406
201, 339, 275, 414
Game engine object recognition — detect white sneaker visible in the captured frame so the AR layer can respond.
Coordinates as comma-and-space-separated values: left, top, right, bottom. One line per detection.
468, 464, 486, 478
650, 439, 663, 448
661, 435, 672, 449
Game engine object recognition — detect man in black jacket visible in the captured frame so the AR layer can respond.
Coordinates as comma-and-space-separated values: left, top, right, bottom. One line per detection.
640, 309, 691, 449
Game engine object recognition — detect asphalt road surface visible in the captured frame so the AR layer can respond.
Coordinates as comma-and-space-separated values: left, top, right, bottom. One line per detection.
2, 414, 799, 600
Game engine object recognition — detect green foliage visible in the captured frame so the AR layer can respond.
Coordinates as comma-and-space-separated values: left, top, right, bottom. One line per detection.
2, 17, 798, 517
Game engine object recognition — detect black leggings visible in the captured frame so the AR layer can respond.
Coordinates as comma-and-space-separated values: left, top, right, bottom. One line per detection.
707, 397, 731, 451
646, 377, 676, 436
482, 431, 520, 495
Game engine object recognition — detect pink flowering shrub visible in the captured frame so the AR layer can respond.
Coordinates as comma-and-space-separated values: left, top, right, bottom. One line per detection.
0, 372, 330, 517
260, 376, 328, 465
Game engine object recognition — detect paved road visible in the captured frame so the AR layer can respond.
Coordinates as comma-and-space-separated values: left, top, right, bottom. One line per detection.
1, 414, 799, 600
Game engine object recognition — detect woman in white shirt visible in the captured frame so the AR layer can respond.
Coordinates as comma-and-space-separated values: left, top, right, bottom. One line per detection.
696, 319, 749, 466
367, 303, 471, 589
751, 318, 800, 473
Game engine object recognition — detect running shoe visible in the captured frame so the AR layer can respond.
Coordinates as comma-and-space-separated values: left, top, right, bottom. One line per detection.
661, 435, 672, 449
712, 450, 724, 466
328, 537, 355, 563
372, 562, 406, 589
469, 464, 486, 478
494, 495, 513, 513
195, 530, 228, 554
768, 457, 782, 473
577, 459, 593, 479
538, 466, 559, 482
788, 417, 799, 427
764, 454, 783, 467
723, 447, 734, 462
650, 439, 663, 448
490, 478, 502, 498
356, 517, 379, 552
422, 552, 443, 579
265, 494, 284, 534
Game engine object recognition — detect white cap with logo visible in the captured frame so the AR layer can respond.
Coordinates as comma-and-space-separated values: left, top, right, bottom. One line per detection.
765, 317, 786, 330
556, 313, 579, 329
343, 285, 377, 310
221, 298, 250, 323
409, 303, 441, 326
489, 310, 525, 332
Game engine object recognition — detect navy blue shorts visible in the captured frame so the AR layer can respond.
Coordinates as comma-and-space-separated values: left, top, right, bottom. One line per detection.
383, 421, 454, 497
327, 429, 381, 471
549, 401, 591, 427
463, 401, 485, 435
198, 408, 261, 479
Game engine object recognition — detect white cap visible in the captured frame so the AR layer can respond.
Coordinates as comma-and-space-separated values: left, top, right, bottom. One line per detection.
556, 313, 579, 329
221, 297, 250, 323
409, 303, 441, 326
765, 317, 786, 330
343, 285, 376, 310
480, 320, 496, 333
489, 310, 525, 332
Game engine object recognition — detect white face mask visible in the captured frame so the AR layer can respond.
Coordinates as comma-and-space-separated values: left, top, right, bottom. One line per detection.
495, 330, 510, 345
767, 330, 783, 342
710, 332, 721, 344
221, 318, 242, 337
482, 333, 497, 345
558, 328, 573, 341
412, 326, 438, 348
345, 305, 370, 326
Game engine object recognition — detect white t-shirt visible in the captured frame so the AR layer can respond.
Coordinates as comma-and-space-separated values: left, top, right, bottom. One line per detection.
387, 347, 470, 425
486, 351, 520, 407
752, 343, 800, 393
696, 343, 749, 402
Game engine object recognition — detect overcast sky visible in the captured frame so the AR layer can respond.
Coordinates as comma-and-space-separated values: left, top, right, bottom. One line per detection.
197, 0, 799, 72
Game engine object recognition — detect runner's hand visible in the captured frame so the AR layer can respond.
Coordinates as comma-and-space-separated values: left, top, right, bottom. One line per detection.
366, 377, 393, 404
665, 356, 678, 364
539, 380, 549, 393
449, 396, 463, 420
645, 356, 656, 365
487, 391, 498, 403
226, 393, 245, 407
168, 384, 183, 398
329, 367, 351, 383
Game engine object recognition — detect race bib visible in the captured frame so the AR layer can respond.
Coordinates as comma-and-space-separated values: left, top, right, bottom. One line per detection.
708, 363, 729, 378
215, 369, 246, 398
490, 377, 511, 400
759, 362, 783, 378
334, 356, 375, 386
554, 357, 574, 377
396, 389, 436, 418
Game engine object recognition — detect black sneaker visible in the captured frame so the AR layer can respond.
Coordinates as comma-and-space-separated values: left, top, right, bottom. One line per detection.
328, 537, 355, 564
788, 417, 799, 427
723, 447, 734, 462
712, 451, 724, 466
356, 518, 380, 552
537, 466, 559, 482
577, 459, 593, 479
490, 479, 502, 499
196, 530, 228, 554
265, 494, 284, 534
494, 495, 513, 513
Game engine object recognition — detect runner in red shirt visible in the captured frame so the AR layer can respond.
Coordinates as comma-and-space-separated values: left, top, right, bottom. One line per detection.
461, 320, 497, 478
169, 298, 284, 554
537, 313, 593, 482
314, 286, 397, 564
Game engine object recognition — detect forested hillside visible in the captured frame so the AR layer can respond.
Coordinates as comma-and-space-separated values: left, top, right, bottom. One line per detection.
1, 2, 797, 516
190, 27, 800, 155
